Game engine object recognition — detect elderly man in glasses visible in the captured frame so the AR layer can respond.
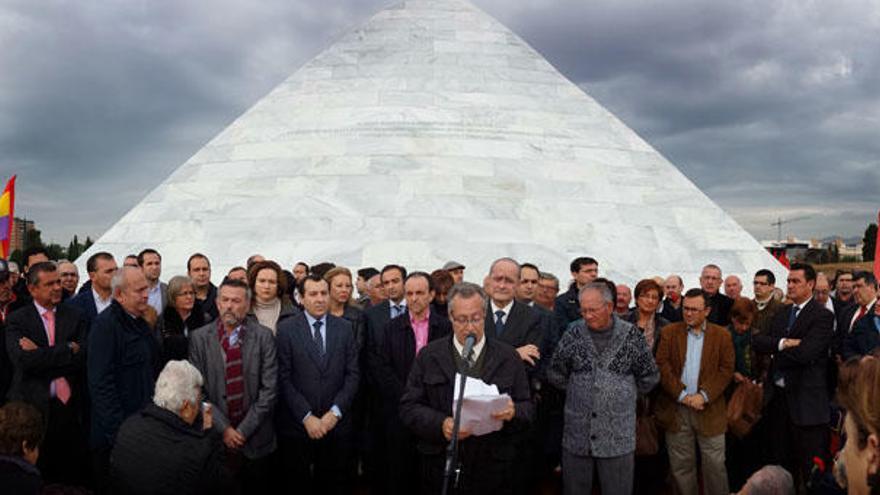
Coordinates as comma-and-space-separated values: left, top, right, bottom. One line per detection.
400, 282, 533, 495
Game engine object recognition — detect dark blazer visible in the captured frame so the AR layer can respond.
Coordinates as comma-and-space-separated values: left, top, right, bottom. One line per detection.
832, 296, 855, 318
654, 321, 735, 437
553, 285, 581, 329
622, 309, 670, 355
659, 298, 683, 323
484, 300, 543, 350
706, 292, 733, 326
275, 312, 359, 438
65, 287, 99, 327
88, 301, 161, 449
194, 283, 218, 322
399, 336, 534, 493
160, 308, 206, 364
836, 301, 872, 336
753, 298, 834, 426
188, 319, 277, 460
843, 312, 880, 360
368, 310, 451, 416
364, 300, 393, 351
4, 303, 87, 418
340, 305, 367, 354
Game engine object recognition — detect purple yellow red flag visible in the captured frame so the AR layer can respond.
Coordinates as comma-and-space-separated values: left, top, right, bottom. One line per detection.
874, 210, 880, 281
0, 175, 16, 259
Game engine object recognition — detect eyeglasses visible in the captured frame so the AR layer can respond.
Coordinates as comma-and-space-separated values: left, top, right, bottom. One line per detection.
178, 290, 195, 297
452, 316, 484, 326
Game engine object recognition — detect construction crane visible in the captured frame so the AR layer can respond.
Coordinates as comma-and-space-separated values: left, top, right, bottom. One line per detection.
771, 215, 811, 242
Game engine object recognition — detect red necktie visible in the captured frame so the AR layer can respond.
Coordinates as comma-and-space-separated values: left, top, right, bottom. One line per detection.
858, 305, 867, 320
43, 311, 71, 405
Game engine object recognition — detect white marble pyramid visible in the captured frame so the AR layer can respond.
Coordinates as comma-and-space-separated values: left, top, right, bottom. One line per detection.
80, 0, 786, 289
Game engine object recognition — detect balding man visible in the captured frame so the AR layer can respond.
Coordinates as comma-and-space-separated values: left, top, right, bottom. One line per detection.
700, 264, 734, 325
57, 261, 80, 301
615, 284, 632, 315
400, 283, 533, 494
88, 266, 161, 491
660, 275, 684, 323
724, 275, 743, 300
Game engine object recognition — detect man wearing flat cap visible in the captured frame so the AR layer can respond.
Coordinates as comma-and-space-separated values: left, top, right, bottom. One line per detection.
442, 261, 466, 284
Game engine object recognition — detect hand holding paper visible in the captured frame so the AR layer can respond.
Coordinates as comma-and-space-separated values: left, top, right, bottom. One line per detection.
452, 374, 514, 437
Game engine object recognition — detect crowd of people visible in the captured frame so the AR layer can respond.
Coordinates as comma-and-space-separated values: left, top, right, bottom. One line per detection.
0, 246, 879, 495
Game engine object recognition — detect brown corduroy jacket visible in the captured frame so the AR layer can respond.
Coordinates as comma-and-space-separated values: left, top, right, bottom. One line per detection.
654, 321, 735, 437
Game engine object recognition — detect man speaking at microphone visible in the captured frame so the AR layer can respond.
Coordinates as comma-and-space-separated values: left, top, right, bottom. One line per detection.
400, 282, 533, 494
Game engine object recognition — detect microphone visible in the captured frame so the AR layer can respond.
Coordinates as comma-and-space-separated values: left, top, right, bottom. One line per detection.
462, 333, 477, 365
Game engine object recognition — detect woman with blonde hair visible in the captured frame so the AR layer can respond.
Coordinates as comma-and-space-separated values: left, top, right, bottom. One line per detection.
324, 266, 365, 351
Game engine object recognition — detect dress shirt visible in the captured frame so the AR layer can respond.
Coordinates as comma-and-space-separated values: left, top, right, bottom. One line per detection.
774, 297, 812, 387
490, 299, 514, 325
850, 298, 877, 333
303, 311, 341, 421
453, 334, 486, 362
33, 301, 59, 398
409, 309, 430, 356
147, 283, 163, 315
678, 322, 708, 402
389, 299, 407, 319
92, 287, 113, 314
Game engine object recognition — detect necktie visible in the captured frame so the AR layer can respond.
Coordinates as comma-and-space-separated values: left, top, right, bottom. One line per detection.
494, 310, 505, 336
786, 305, 800, 334
43, 311, 71, 405
393, 305, 403, 318
857, 305, 867, 320
313, 320, 324, 355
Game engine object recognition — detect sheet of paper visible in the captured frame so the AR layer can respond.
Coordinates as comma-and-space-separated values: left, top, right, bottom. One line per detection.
452, 374, 511, 436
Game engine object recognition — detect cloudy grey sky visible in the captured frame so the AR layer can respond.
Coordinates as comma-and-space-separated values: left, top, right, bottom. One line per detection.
1, 0, 878, 246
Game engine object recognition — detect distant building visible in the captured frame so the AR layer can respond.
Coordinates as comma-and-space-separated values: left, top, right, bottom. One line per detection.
762, 236, 863, 263
10, 217, 35, 253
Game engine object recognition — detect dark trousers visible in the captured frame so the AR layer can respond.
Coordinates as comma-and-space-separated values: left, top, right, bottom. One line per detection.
39, 397, 89, 487
280, 432, 354, 495
766, 387, 829, 488
385, 416, 419, 495
419, 441, 515, 495
221, 449, 273, 495
90, 447, 112, 495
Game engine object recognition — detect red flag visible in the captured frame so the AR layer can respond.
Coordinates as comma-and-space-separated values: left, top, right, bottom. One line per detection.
0, 175, 16, 259
874, 210, 880, 280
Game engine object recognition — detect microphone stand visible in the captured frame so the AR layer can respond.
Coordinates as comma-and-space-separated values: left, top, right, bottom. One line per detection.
442, 335, 476, 495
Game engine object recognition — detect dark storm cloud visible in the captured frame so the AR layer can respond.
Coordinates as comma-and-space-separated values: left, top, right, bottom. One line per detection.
1, 0, 877, 245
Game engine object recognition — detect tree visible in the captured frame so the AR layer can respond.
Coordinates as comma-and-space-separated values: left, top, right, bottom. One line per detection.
24, 228, 44, 251
45, 243, 65, 260
864, 223, 878, 262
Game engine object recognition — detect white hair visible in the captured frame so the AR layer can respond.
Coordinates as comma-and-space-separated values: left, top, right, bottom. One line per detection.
111, 266, 141, 296
743, 465, 794, 495
153, 360, 203, 413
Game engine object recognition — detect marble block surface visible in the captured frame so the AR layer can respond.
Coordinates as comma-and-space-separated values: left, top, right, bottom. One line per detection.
78, 0, 787, 291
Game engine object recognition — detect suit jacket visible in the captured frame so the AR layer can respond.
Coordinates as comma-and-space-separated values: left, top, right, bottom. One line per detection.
65, 287, 99, 327
655, 321, 734, 437
706, 292, 733, 326
484, 300, 543, 350
364, 300, 392, 378
188, 319, 278, 459
399, 336, 534, 456
753, 298, 834, 426
368, 310, 451, 416
4, 303, 87, 418
659, 298, 683, 323
842, 310, 879, 360
275, 312, 359, 438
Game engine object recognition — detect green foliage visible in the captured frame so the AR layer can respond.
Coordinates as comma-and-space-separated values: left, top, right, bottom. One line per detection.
864, 223, 878, 262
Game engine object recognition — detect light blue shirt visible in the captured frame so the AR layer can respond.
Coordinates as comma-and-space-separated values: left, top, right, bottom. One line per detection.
678, 323, 709, 403
147, 283, 163, 315
390, 300, 407, 319
302, 311, 342, 422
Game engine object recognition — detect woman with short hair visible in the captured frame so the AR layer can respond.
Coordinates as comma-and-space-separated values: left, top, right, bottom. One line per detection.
161, 275, 206, 364
624, 279, 670, 354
